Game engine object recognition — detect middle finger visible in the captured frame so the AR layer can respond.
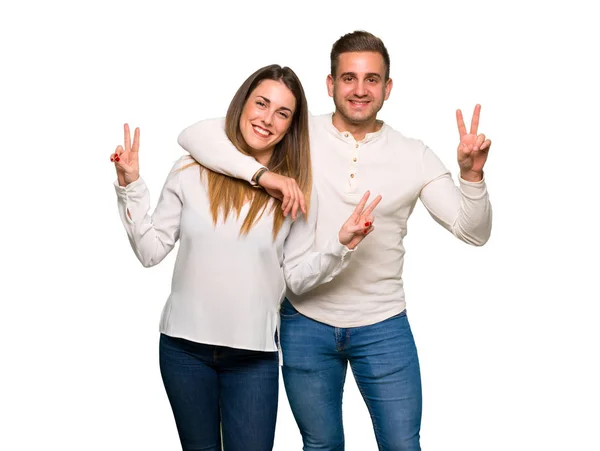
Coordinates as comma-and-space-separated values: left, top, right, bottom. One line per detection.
362, 194, 383, 216
470, 104, 481, 135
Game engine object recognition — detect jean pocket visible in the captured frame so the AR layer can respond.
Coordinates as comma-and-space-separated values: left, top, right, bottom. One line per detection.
279, 298, 300, 318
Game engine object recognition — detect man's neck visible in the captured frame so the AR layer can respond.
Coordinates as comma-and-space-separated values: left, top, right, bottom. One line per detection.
331, 111, 382, 141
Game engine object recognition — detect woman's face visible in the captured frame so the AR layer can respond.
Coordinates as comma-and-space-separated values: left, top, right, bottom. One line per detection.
239, 79, 296, 156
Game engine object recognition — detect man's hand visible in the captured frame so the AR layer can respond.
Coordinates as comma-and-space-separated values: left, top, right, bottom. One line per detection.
258, 171, 307, 220
456, 104, 492, 182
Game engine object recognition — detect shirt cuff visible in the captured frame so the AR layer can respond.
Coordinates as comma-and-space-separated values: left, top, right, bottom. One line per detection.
248, 165, 269, 186
458, 175, 488, 199
331, 236, 355, 258
114, 177, 144, 195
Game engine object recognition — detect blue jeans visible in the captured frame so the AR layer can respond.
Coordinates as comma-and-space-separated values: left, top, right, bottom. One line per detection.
159, 334, 279, 451
280, 299, 422, 451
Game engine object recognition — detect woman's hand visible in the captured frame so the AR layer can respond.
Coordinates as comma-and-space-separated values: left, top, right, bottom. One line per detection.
110, 123, 140, 187
338, 191, 382, 250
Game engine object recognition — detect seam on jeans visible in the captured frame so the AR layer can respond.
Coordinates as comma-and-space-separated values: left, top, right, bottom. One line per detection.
337, 364, 347, 449
351, 365, 383, 448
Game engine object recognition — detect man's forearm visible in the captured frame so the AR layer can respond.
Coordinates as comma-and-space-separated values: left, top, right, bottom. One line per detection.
178, 117, 264, 183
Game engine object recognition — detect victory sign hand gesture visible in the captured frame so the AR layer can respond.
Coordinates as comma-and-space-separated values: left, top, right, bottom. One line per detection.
110, 123, 140, 187
338, 191, 383, 250
456, 104, 491, 182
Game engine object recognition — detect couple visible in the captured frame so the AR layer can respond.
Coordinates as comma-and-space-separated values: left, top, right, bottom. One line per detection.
112, 31, 492, 451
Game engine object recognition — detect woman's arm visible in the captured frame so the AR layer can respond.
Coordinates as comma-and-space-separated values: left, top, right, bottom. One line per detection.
283, 189, 381, 295
114, 158, 184, 267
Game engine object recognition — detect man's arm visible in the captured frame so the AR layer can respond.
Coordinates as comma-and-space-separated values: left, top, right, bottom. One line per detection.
420, 173, 492, 246
419, 104, 493, 246
178, 118, 264, 182
178, 118, 307, 218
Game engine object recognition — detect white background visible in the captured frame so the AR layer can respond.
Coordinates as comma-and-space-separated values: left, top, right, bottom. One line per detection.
1, 0, 599, 449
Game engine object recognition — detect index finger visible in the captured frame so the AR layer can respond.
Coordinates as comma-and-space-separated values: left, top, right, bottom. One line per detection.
456, 109, 467, 137
124, 123, 132, 152
362, 194, 382, 216
131, 127, 140, 152
470, 104, 481, 135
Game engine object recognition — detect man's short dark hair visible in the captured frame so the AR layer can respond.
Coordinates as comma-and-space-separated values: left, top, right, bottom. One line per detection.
330, 30, 390, 80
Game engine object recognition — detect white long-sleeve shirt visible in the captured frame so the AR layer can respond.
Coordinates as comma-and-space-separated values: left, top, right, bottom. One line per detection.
114, 153, 352, 352
178, 113, 492, 328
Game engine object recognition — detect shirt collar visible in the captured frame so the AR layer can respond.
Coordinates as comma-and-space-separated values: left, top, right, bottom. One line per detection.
324, 112, 386, 144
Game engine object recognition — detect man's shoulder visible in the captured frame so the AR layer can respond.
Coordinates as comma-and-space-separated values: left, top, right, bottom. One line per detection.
380, 122, 427, 151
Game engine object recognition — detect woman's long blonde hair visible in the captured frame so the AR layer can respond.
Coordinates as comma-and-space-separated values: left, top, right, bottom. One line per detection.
187, 64, 311, 238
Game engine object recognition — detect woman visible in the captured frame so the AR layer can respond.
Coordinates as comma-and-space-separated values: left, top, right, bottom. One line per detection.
111, 64, 381, 451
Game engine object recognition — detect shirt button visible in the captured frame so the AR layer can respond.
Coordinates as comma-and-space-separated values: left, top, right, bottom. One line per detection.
355, 143, 359, 148
344, 133, 349, 138
353, 157, 357, 162
350, 174, 355, 178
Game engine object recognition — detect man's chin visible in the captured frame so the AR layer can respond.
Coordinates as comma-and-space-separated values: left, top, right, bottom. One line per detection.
345, 112, 376, 124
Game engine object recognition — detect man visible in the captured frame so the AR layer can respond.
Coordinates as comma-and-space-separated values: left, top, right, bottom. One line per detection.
178, 31, 492, 451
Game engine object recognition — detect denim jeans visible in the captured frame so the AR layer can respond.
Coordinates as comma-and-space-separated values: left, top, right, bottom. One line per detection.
279, 299, 422, 451
159, 334, 279, 451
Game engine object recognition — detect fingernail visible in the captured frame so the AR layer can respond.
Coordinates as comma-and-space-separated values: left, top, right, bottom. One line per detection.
115, 157, 120, 162
364, 229, 369, 234
365, 222, 371, 227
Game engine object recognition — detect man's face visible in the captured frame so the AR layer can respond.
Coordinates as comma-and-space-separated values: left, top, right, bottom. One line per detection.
327, 51, 392, 126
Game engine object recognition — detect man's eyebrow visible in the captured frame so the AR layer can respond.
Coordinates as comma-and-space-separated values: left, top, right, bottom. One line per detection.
339, 72, 382, 79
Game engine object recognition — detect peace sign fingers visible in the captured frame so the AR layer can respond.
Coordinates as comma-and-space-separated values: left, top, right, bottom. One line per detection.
455, 104, 491, 179
132, 126, 140, 152
124, 123, 132, 152
338, 191, 383, 249
361, 194, 382, 218
456, 104, 482, 138
456, 109, 467, 137
469, 104, 481, 135
112, 123, 141, 187
351, 190, 372, 223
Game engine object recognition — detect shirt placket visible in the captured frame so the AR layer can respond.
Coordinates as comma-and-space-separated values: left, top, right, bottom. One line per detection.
343, 132, 360, 194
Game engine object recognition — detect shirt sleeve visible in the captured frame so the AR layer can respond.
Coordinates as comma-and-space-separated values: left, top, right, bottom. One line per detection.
282, 187, 354, 295
177, 117, 264, 184
114, 159, 184, 267
418, 146, 492, 246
